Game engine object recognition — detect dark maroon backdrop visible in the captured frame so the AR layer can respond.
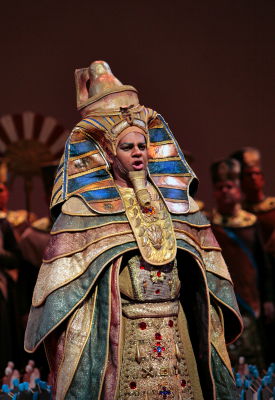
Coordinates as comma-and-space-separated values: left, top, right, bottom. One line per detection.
1, 0, 274, 216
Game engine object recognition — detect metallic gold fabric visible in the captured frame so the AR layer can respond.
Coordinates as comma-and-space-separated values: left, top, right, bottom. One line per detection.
202, 249, 232, 282
32, 232, 135, 306
56, 291, 96, 399
210, 304, 233, 379
127, 255, 180, 301
118, 253, 203, 399
118, 184, 176, 265
206, 272, 243, 345
75, 61, 138, 111
119, 313, 194, 399
61, 196, 98, 216
122, 300, 179, 319
45, 222, 131, 261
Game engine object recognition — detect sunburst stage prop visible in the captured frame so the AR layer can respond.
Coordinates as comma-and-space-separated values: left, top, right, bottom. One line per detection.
0, 111, 69, 214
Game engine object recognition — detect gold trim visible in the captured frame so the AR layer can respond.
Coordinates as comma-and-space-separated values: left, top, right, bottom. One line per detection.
149, 140, 174, 146
151, 173, 191, 177
76, 194, 121, 204
172, 219, 211, 228
50, 220, 128, 235
156, 184, 187, 191
69, 149, 99, 162
67, 178, 112, 197
68, 165, 106, 179
165, 198, 188, 203
148, 156, 181, 162
70, 138, 88, 144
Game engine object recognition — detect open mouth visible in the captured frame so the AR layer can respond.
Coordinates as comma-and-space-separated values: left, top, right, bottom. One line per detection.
132, 160, 144, 170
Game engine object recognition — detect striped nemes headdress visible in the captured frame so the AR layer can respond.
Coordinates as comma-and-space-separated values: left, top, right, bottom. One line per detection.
51, 61, 198, 218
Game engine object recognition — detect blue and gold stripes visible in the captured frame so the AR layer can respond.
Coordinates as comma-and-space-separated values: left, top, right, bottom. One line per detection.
149, 159, 188, 175
51, 113, 198, 217
69, 140, 97, 158
149, 127, 171, 143
68, 169, 109, 194
148, 115, 197, 212
50, 128, 121, 215
159, 187, 188, 202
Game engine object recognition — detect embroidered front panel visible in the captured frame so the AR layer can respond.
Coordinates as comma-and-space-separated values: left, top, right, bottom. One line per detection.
118, 313, 194, 399
118, 184, 177, 265
127, 255, 180, 302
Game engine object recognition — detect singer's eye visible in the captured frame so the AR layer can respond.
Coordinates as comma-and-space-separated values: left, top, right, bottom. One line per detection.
119, 144, 133, 151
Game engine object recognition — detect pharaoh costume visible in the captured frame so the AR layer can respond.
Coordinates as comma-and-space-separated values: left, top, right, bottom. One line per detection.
24, 61, 242, 399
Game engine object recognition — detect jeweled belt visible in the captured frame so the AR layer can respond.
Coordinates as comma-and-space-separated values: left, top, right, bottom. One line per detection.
122, 299, 179, 319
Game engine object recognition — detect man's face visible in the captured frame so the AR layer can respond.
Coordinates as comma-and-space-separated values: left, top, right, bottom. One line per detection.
0, 183, 9, 210
242, 167, 265, 193
213, 180, 242, 208
110, 131, 148, 180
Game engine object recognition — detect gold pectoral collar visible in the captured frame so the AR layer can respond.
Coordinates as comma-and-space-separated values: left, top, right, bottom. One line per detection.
118, 184, 176, 265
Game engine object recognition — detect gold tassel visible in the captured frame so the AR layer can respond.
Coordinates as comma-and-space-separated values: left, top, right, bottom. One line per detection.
135, 342, 142, 364
175, 343, 182, 362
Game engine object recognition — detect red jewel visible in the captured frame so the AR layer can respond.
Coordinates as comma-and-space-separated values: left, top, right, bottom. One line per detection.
155, 333, 162, 340
157, 271, 161, 277
155, 289, 160, 294
157, 353, 162, 357
168, 320, 174, 327
181, 379, 186, 387
140, 265, 145, 269
162, 347, 165, 351
130, 382, 137, 389
139, 322, 147, 330
153, 348, 157, 352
